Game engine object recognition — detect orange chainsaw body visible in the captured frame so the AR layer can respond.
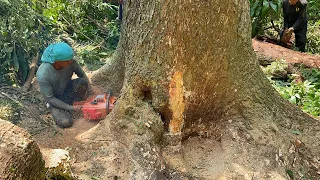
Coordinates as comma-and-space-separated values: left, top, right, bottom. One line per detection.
74, 94, 116, 121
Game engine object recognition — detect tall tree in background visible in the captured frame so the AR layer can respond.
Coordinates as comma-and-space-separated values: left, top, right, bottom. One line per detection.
82, 0, 320, 179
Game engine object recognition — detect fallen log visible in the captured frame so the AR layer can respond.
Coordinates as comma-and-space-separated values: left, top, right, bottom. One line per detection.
253, 39, 320, 68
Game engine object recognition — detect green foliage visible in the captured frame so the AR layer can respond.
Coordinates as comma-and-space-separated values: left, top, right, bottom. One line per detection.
305, 0, 320, 54
306, 21, 320, 54
249, 0, 282, 37
0, 98, 21, 124
41, 0, 120, 49
271, 67, 320, 117
73, 44, 111, 71
307, 0, 320, 22
37, 0, 120, 70
0, 0, 52, 85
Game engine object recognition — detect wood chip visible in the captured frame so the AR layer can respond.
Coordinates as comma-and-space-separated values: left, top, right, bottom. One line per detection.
294, 139, 302, 148
144, 122, 151, 128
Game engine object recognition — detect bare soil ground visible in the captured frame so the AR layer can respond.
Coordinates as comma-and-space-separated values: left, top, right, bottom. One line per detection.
32, 118, 99, 149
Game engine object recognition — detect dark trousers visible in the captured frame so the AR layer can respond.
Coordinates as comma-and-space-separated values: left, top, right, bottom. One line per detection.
294, 25, 307, 52
280, 21, 307, 52
50, 78, 88, 128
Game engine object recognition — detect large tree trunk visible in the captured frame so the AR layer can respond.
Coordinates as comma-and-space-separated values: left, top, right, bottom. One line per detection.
74, 0, 320, 179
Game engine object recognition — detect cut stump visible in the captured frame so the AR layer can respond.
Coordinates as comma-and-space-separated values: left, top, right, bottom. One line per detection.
0, 119, 45, 180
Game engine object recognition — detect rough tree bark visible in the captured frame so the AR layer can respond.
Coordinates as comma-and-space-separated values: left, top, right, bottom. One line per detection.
74, 0, 320, 179
91, 41, 125, 94
0, 119, 45, 180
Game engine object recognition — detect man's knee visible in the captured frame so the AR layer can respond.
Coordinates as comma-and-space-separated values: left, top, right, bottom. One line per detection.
50, 107, 73, 128
55, 118, 73, 128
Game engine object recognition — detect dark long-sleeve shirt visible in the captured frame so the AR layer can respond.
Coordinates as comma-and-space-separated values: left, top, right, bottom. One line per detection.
36, 60, 92, 111
283, 0, 307, 30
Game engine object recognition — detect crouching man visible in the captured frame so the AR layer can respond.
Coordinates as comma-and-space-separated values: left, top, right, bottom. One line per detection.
36, 42, 93, 128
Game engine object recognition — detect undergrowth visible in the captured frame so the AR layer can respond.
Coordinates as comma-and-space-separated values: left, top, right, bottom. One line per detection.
265, 61, 320, 117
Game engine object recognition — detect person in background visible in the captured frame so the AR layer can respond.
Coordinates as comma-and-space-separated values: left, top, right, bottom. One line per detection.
118, 0, 124, 21
281, 0, 308, 52
102, 0, 124, 21
36, 42, 93, 128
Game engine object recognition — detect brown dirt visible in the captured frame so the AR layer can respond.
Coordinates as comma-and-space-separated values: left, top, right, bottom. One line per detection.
68, 119, 290, 179
32, 117, 99, 149
252, 39, 320, 67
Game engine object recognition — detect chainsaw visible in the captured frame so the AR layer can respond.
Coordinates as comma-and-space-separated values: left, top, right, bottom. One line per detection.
74, 91, 117, 120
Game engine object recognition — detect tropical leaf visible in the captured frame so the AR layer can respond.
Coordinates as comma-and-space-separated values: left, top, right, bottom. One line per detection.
249, 0, 282, 37
269, 1, 278, 13
261, 0, 270, 19
250, 1, 259, 17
